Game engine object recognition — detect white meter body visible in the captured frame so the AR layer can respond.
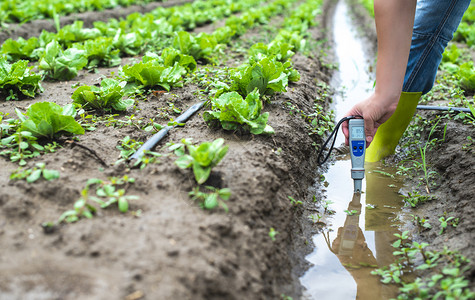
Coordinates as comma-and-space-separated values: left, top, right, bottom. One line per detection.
348, 119, 366, 193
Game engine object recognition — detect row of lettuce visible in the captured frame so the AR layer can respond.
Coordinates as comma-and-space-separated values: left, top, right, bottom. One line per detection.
2, 0, 325, 224
0, 0, 323, 168
0, 0, 265, 100
0, 0, 163, 24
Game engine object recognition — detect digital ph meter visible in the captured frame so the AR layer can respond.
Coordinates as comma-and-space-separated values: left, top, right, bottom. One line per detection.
348, 118, 366, 193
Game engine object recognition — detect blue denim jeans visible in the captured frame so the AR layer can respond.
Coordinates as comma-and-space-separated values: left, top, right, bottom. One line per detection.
403, 0, 471, 94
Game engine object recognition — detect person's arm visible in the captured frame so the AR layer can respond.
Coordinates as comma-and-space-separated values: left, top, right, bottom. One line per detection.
342, 0, 417, 145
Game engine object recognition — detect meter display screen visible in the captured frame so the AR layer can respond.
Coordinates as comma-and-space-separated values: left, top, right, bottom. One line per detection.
351, 126, 365, 139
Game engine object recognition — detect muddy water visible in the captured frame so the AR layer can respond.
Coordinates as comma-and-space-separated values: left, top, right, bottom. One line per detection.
300, 1, 406, 299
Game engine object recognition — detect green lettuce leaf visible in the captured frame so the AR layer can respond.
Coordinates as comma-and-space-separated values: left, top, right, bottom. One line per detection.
80, 37, 121, 68
249, 41, 295, 63
113, 30, 144, 56
0, 37, 40, 60
173, 31, 217, 61
175, 138, 229, 184
0, 56, 43, 99
18, 102, 84, 140
57, 21, 102, 46
72, 78, 133, 111
203, 89, 274, 135
160, 47, 197, 71
121, 56, 186, 91
230, 56, 289, 98
459, 62, 475, 92
38, 40, 88, 81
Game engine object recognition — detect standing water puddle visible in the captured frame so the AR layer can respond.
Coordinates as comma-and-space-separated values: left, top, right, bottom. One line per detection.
300, 0, 407, 299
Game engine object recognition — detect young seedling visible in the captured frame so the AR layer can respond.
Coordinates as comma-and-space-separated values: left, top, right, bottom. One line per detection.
50, 183, 97, 225
288, 196, 303, 206
323, 199, 334, 214
418, 119, 441, 193
411, 214, 432, 232
438, 216, 459, 234
269, 227, 279, 242
44, 175, 139, 227
402, 191, 434, 208
174, 138, 228, 184
188, 186, 231, 212
308, 214, 324, 224
344, 209, 358, 216
10, 162, 60, 183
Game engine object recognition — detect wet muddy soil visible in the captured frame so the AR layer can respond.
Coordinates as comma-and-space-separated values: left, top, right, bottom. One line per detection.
398, 114, 475, 277
0, 2, 333, 300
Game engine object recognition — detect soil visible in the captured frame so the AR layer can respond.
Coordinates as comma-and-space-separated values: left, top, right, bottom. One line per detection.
398, 113, 475, 279
0, 2, 333, 300
1, 0, 474, 299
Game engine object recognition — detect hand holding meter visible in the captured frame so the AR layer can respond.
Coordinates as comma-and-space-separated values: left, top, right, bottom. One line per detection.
349, 119, 366, 193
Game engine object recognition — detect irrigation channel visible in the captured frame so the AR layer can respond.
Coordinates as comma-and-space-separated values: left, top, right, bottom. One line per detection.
300, 0, 410, 299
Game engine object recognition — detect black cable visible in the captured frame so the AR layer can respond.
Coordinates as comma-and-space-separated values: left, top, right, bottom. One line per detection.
317, 115, 361, 166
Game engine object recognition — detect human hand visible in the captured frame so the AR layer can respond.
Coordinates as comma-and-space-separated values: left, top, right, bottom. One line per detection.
341, 92, 399, 146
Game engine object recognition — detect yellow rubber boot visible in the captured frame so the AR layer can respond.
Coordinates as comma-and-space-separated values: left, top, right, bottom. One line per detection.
365, 92, 422, 162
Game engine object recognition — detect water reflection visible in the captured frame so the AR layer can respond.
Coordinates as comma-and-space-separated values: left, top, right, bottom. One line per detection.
324, 193, 382, 299
301, 163, 403, 300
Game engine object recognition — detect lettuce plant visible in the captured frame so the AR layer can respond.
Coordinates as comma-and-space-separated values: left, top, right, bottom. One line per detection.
172, 31, 217, 61
458, 62, 475, 92
80, 37, 121, 68
249, 41, 295, 63
203, 89, 274, 135
120, 56, 187, 91
16, 102, 85, 140
174, 138, 228, 184
274, 29, 307, 52
0, 56, 43, 100
228, 56, 289, 98
39, 40, 88, 81
72, 78, 133, 111
0, 37, 40, 61
57, 21, 102, 46
159, 48, 197, 72
112, 30, 145, 56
